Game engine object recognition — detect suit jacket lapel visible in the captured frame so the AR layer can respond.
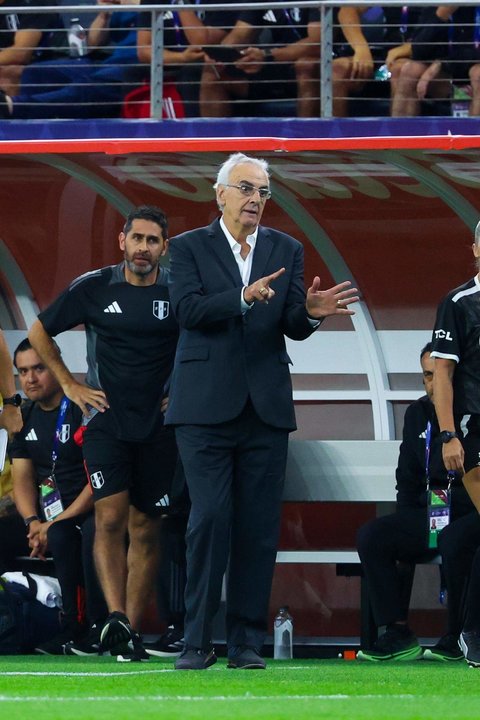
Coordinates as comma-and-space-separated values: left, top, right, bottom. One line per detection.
206, 219, 243, 285
250, 227, 274, 282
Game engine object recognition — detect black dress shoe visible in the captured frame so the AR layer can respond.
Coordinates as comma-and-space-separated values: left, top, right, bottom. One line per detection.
175, 646, 217, 670
227, 645, 266, 669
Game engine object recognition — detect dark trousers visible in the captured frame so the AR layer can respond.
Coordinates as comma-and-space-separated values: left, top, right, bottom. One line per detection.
12, 57, 143, 120
442, 513, 480, 634
464, 547, 480, 632
0, 511, 30, 572
47, 513, 106, 625
157, 514, 188, 629
175, 402, 288, 651
357, 507, 480, 632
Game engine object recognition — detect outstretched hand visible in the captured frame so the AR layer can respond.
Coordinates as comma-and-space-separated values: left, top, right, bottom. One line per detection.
306, 277, 359, 319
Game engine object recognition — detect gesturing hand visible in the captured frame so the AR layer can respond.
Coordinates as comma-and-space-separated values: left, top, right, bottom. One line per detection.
244, 267, 286, 305
306, 277, 359, 319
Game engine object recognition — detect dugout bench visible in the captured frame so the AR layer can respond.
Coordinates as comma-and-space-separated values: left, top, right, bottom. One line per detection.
278, 440, 441, 648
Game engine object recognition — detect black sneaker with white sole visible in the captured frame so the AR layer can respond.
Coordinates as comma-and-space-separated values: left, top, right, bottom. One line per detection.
144, 625, 184, 657
34, 627, 73, 655
34, 618, 83, 656
100, 611, 133, 653
459, 631, 480, 667
65, 623, 103, 656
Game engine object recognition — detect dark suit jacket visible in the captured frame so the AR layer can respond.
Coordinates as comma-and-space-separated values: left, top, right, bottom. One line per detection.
165, 218, 316, 431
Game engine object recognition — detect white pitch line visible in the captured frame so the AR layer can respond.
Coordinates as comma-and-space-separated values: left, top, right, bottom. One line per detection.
0, 666, 309, 678
0, 695, 416, 703
0, 670, 175, 677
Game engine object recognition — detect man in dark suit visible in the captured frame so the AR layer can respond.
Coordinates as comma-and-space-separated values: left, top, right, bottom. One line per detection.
166, 152, 359, 670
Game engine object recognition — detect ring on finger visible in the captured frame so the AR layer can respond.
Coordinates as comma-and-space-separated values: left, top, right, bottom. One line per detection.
260, 287, 267, 296
336, 299, 342, 307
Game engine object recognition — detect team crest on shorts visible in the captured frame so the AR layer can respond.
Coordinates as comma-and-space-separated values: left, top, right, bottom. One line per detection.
58, 424, 70, 444
90, 471, 105, 489
153, 300, 169, 320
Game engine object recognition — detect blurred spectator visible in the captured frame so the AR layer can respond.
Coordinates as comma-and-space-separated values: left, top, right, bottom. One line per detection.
0, 0, 144, 119
391, 6, 480, 116
0, 0, 67, 97
332, 5, 423, 117
136, 0, 236, 117
199, 5, 320, 117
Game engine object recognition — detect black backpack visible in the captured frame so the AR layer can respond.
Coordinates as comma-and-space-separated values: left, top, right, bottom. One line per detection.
0, 574, 61, 654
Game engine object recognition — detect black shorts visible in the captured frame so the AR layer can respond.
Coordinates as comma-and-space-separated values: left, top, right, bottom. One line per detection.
456, 414, 480, 474
82, 411, 178, 516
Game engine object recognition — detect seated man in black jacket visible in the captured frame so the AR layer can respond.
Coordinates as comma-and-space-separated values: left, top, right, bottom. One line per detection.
357, 342, 478, 662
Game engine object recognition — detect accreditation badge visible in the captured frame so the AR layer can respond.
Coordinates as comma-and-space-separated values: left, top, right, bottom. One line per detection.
427, 488, 451, 549
40, 475, 64, 521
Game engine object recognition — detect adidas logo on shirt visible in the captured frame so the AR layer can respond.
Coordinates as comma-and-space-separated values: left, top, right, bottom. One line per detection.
25, 429, 38, 441
264, 10, 277, 22
104, 301, 122, 314
155, 494, 170, 508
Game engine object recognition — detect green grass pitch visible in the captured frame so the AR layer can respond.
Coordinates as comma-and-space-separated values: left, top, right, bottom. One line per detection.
1, 655, 480, 719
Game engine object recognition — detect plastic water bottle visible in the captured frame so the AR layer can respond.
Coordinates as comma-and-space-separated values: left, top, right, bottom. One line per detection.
68, 18, 87, 58
273, 606, 293, 659
374, 64, 391, 82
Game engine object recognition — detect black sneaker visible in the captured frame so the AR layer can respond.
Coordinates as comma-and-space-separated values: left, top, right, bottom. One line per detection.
144, 625, 184, 657
459, 631, 480, 667
175, 646, 217, 670
423, 633, 463, 662
357, 626, 423, 662
34, 625, 79, 656
100, 611, 133, 652
116, 631, 150, 663
65, 623, 102, 657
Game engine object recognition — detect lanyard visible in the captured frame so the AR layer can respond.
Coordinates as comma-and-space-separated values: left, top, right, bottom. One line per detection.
51, 396, 70, 476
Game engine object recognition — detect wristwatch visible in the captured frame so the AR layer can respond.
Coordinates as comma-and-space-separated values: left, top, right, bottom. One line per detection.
439, 430, 459, 444
24, 515, 40, 527
263, 48, 274, 61
2, 393, 22, 407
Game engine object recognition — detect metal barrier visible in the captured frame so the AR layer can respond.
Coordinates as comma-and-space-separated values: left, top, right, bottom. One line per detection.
0, 2, 478, 120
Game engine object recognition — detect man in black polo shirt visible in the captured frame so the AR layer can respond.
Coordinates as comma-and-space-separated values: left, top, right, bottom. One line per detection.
431, 219, 480, 665
28, 205, 179, 661
200, 5, 320, 117
11, 338, 106, 654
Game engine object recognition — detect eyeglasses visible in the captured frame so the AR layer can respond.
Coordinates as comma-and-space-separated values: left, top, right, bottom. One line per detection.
224, 183, 272, 200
